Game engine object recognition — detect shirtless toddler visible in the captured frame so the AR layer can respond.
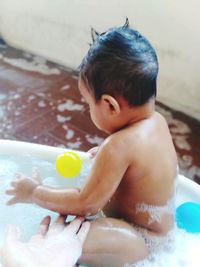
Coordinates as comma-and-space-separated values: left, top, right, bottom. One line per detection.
6, 19, 178, 267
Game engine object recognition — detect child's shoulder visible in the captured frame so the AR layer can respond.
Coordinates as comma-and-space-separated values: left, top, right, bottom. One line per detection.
101, 123, 143, 158
104, 111, 169, 151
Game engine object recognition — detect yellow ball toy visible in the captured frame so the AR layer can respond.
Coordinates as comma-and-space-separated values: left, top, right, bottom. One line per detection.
55, 151, 82, 178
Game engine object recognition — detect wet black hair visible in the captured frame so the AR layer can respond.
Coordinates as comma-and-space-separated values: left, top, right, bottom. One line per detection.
79, 18, 158, 106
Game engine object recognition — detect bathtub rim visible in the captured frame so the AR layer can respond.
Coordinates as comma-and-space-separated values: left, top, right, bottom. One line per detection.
0, 139, 200, 205
0, 139, 90, 160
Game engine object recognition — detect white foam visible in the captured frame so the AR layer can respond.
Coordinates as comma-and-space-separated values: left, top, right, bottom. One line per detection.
12, 93, 20, 99
0, 155, 199, 267
67, 141, 82, 149
174, 135, 191, 151
57, 99, 84, 112
135, 198, 174, 224
86, 135, 104, 145
61, 84, 70, 91
65, 129, 74, 140
38, 100, 46, 108
127, 227, 200, 267
27, 95, 36, 102
56, 114, 71, 123
0, 154, 91, 245
0, 108, 4, 119
63, 125, 74, 140
0, 94, 7, 101
0, 53, 60, 75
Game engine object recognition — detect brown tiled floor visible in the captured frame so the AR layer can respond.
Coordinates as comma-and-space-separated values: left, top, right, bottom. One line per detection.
0, 41, 199, 184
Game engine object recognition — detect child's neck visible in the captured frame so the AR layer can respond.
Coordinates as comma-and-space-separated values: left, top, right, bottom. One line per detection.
127, 99, 155, 125
114, 98, 155, 132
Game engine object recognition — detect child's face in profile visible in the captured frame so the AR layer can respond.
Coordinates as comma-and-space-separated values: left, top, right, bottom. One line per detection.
78, 77, 109, 133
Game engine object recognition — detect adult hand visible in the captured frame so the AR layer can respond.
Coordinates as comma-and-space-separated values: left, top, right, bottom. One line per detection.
0, 215, 90, 267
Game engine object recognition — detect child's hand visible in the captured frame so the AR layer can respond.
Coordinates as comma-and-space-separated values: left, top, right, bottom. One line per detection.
5, 168, 42, 205
87, 146, 99, 158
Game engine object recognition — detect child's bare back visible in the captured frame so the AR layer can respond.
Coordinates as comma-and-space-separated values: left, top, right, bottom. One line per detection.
78, 109, 177, 267
102, 111, 177, 234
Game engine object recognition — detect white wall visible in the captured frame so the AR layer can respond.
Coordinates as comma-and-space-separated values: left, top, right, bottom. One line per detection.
0, 0, 199, 120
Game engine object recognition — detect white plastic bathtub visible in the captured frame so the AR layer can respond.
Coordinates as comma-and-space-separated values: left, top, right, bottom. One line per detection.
0, 139, 200, 204
0, 139, 200, 267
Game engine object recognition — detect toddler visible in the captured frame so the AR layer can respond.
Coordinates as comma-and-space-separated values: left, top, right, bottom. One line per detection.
6, 19, 178, 267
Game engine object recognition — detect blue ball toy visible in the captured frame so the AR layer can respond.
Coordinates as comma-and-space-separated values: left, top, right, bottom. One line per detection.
175, 202, 200, 233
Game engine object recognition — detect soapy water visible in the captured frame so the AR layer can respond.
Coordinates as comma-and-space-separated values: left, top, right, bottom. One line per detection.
129, 227, 200, 267
0, 154, 92, 243
0, 155, 200, 267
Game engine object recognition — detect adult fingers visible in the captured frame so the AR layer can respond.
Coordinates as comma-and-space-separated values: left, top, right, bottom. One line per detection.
47, 215, 66, 236
30, 216, 51, 243
64, 217, 85, 235
53, 215, 66, 228
37, 216, 51, 236
77, 221, 91, 245
5, 225, 21, 243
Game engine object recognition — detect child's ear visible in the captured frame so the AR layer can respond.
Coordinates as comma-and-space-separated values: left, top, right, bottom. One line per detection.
101, 94, 121, 115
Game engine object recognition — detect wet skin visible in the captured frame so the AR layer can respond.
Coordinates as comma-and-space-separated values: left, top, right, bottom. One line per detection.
6, 78, 178, 267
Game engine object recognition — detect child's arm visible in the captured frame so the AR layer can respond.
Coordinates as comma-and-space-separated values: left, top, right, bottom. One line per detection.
6, 138, 129, 216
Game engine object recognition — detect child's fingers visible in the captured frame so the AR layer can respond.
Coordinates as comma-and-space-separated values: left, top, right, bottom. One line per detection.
64, 217, 85, 235
5, 188, 16, 195
10, 180, 18, 187
5, 225, 21, 242
87, 146, 98, 153
87, 148, 98, 158
32, 168, 42, 183
6, 196, 18, 206
15, 172, 23, 179
77, 221, 91, 245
